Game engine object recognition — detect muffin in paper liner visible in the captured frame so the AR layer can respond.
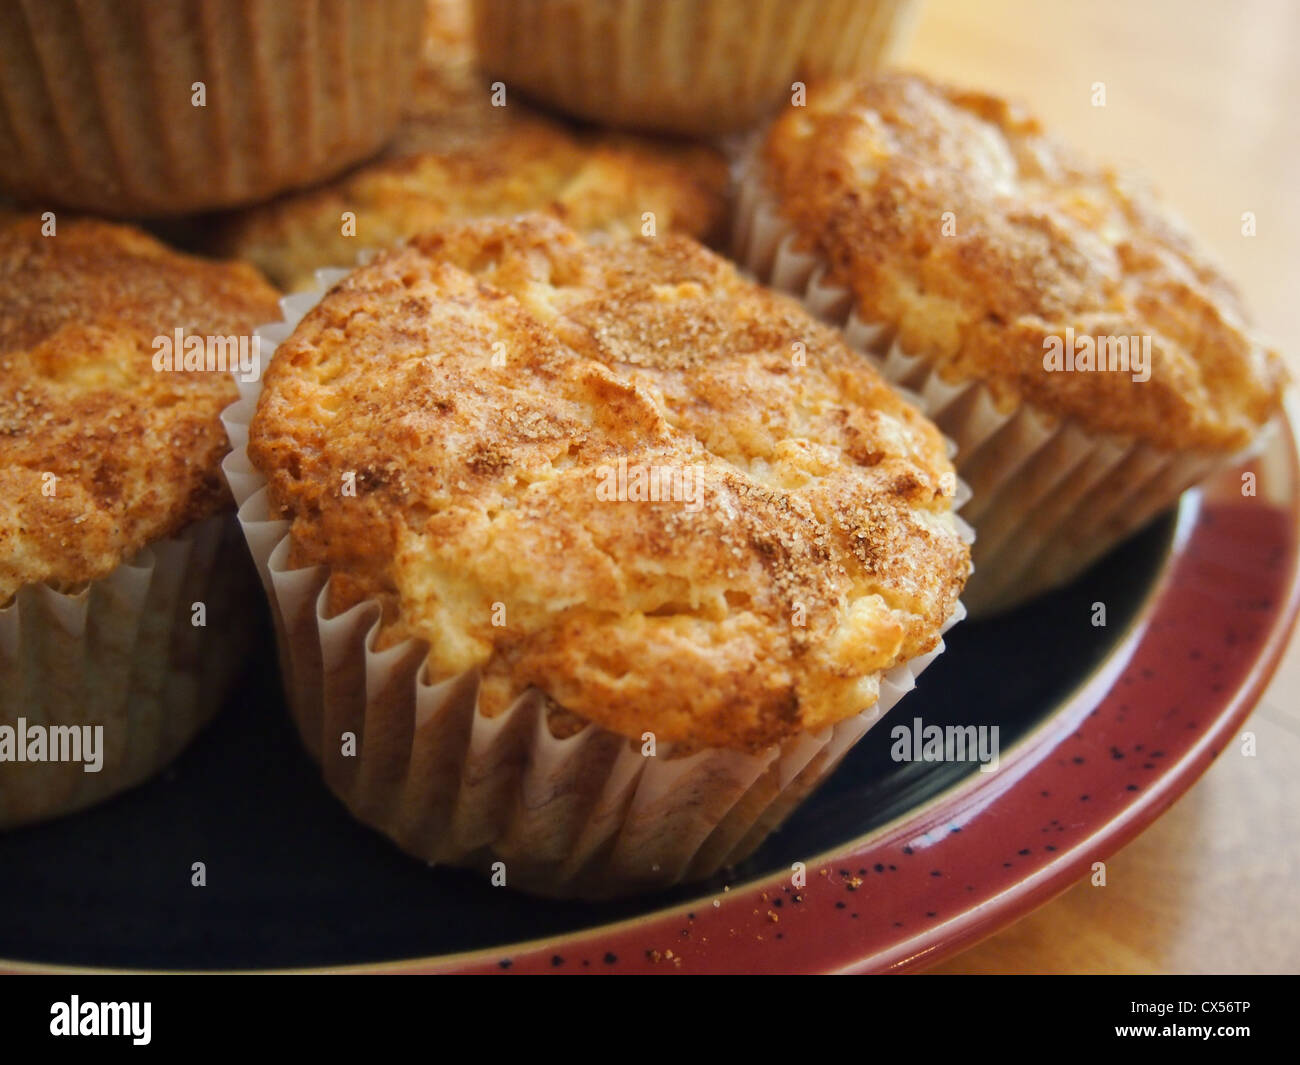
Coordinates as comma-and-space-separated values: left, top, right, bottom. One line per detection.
221, 271, 972, 900
0, 211, 279, 829
0, 0, 425, 216
206, 47, 734, 292
0, 513, 254, 829
733, 157, 1266, 617
470, 0, 918, 136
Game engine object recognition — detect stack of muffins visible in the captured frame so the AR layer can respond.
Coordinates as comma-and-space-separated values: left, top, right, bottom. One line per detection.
0, 0, 1285, 898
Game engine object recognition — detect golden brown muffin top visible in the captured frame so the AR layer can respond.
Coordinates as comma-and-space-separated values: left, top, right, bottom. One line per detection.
0, 215, 280, 602
216, 56, 730, 292
760, 74, 1287, 452
249, 215, 969, 752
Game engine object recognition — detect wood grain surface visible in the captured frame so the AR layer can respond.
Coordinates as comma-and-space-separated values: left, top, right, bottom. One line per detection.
904, 0, 1300, 974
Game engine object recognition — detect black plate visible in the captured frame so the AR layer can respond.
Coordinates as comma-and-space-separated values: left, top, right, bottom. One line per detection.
0, 512, 1175, 970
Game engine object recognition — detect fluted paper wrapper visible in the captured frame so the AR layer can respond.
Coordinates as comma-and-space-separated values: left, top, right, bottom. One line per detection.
222, 274, 971, 899
0, 0, 424, 216
734, 159, 1246, 616
0, 514, 252, 828
472, 0, 917, 136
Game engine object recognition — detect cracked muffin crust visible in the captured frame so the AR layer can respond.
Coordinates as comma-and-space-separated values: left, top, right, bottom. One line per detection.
0, 214, 280, 602
249, 215, 969, 753
758, 73, 1286, 452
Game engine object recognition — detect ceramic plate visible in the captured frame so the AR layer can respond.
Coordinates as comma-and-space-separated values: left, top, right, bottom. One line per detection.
2, 411, 1296, 974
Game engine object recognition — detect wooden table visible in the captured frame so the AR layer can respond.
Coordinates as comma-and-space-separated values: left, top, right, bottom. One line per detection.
905, 0, 1300, 974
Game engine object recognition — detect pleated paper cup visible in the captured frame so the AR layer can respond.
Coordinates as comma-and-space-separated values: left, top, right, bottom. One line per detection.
471, 0, 918, 136
0, 0, 424, 216
0, 514, 254, 828
221, 271, 972, 899
733, 156, 1258, 617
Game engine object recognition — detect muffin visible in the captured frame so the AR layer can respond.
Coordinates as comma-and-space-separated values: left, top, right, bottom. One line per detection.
224, 214, 971, 898
471, 0, 918, 135
0, 214, 280, 828
212, 54, 730, 291
736, 73, 1288, 615
0, 0, 425, 216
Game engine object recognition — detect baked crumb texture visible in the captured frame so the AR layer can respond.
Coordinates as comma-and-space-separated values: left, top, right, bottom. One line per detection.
216, 44, 730, 291
0, 214, 280, 602
761, 74, 1286, 452
249, 216, 969, 753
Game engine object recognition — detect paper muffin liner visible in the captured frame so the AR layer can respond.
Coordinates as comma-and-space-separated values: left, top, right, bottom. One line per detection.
0, 0, 425, 216
471, 0, 917, 136
0, 512, 254, 828
733, 158, 1256, 617
221, 272, 973, 899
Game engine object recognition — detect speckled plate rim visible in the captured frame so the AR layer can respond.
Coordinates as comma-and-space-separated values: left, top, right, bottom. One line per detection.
3, 410, 1296, 976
